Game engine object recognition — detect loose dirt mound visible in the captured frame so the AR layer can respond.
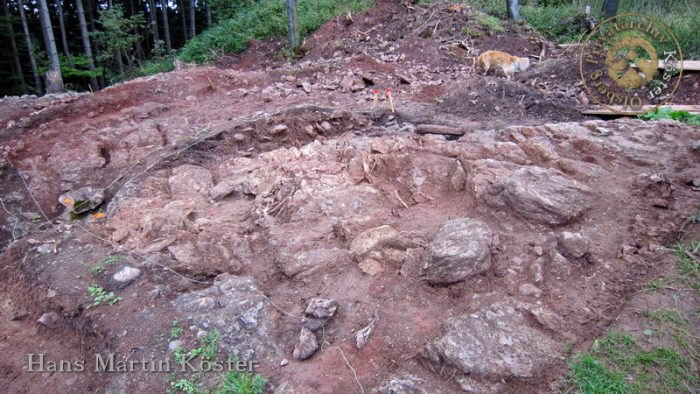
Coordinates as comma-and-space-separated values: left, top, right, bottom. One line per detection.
1, 1, 699, 393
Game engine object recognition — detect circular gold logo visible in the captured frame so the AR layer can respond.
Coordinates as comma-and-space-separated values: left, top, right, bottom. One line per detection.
580, 13, 684, 114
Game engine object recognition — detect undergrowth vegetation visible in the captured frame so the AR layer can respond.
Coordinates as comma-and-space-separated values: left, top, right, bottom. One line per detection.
466, 0, 700, 59
178, 0, 373, 64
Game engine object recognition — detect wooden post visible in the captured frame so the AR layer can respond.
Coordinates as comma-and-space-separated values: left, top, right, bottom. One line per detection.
286, 0, 299, 50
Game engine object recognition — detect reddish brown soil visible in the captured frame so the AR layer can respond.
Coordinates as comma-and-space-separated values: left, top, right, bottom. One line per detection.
0, 1, 698, 394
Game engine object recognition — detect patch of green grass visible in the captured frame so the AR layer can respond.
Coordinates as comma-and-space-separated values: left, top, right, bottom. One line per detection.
474, 11, 505, 33
171, 318, 184, 340
674, 240, 700, 295
639, 107, 700, 126
179, 0, 373, 63
644, 277, 669, 292
209, 363, 267, 394
103, 255, 127, 265
564, 332, 698, 394
87, 284, 122, 307
644, 309, 690, 328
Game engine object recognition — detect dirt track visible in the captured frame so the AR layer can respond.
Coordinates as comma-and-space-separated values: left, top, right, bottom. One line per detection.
1, 2, 699, 393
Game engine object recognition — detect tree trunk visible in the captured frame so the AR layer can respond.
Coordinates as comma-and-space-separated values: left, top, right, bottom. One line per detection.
180, 0, 188, 41
286, 0, 298, 50
206, 1, 211, 27
148, 0, 159, 44
38, 0, 63, 93
2, 0, 25, 89
506, 0, 521, 21
602, 0, 619, 18
56, 0, 74, 67
116, 49, 125, 79
75, 0, 98, 90
18, 0, 42, 94
160, 0, 171, 53
129, 0, 143, 64
188, 0, 195, 37
86, 0, 104, 88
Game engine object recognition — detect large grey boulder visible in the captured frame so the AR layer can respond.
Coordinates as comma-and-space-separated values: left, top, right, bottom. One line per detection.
480, 166, 592, 226
172, 274, 280, 362
420, 219, 492, 284
423, 300, 561, 381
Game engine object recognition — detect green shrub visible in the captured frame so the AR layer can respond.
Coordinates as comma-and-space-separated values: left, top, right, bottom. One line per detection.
134, 55, 177, 77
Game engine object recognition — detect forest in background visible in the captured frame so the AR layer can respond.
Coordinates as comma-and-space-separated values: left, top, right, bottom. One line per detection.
0, 0, 697, 97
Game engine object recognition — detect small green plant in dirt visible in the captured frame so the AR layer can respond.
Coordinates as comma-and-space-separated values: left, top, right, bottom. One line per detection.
563, 332, 699, 393
174, 330, 221, 366
674, 240, 700, 295
87, 284, 122, 307
209, 359, 267, 394
168, 334, 268, 394
89, 266, 105, 277
171, 318, 184, 340
170, 377, 198, 394
639, 107, 700, 126
103, 255, 127, 265
644, 277, 669, 292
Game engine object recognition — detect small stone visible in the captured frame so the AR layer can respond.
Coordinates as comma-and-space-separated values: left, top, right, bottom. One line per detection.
319, 121, 332, 132
168, 340, 183, 351
232, 133, 246, 142
292, 328, 319, 361
305, 298, 337, 320
519, 284, 542, 297
271, 124, 288, 134
533, 245, 544, 256
37, 312, 61, 328
358, 258, 384, 276
112, 266, 141, 287
557, 232, 589, 258
58, 186, 105, 214
196, 330, 207, 339
692, 140, 700, 151
280, 358, 289, 366
47, 289, 57, 298
37, 244, 54, 254
300, 317, 324, 332
530, 258, 544, 283
301, 82, 312, 93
